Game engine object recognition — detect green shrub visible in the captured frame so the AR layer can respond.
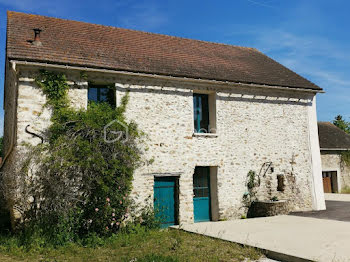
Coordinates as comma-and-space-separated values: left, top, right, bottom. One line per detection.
3, 70, 158, 245
20, 100, 142, 237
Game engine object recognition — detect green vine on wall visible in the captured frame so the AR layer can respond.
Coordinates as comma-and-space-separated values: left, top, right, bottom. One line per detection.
242, 170, 260, 208
14, 70, 148, 239
35, 70, 69, 111
341, 151, 350, 167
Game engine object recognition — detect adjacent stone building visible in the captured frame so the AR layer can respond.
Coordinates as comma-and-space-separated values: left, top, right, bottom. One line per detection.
2, 11, 326, 226
318, 122, 350, 193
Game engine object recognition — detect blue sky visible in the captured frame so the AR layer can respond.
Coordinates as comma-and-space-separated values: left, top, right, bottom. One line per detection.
0, 0, 349, 135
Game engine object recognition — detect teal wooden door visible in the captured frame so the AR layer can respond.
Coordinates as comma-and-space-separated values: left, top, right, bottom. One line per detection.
154, 177, 177, 228
193, 167, 211, 222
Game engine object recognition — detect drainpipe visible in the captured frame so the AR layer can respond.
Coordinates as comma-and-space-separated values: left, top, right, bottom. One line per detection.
0, 61, 17, 171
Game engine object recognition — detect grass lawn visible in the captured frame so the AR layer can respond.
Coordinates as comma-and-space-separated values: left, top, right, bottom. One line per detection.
0, 229, 262, 261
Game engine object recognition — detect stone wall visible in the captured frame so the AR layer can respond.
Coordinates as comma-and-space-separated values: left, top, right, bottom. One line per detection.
16, 68, 88, 148
321, 150, 350, 191
247, 200, 290, 218
3, 65, 323, 224
114, 77, 317, 223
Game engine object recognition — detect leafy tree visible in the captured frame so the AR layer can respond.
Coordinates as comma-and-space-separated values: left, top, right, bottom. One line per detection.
333, 115, 350, 134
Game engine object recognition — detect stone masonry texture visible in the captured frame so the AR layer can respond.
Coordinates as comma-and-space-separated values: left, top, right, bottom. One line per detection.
321, 151, 350, 191
4, 65, 317, 224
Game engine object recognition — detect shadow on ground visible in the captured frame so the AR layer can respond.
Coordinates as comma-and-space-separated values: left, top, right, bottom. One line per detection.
290, 200, 350, 222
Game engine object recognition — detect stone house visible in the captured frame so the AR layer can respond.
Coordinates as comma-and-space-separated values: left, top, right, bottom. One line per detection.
2, 11, 326, 226
318, 122, 350, 193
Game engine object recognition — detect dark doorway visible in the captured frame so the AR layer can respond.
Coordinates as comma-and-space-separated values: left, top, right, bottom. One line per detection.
322, 171, 338, 193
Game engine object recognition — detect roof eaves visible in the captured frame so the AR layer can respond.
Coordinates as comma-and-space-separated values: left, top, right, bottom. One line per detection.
10, 58, 324, 93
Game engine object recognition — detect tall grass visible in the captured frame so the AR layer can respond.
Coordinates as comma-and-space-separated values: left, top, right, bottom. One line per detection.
0, 226, 262, 262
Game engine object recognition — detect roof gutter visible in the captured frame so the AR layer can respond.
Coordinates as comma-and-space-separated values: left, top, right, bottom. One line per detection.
320, 148, 350, 151
10, 59, 324, 94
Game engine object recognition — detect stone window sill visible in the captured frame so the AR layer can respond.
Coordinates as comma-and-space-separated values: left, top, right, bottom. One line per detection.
192, 133, 218, 138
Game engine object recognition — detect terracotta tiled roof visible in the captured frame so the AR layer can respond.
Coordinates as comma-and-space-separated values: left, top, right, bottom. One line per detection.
318, 122, 350, 149
6, 11, 321, 91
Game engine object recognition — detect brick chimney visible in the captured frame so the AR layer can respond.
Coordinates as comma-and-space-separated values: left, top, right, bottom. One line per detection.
32, 28, 42, 46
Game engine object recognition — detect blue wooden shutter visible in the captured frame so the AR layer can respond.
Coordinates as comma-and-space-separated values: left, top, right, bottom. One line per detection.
193, 94, 209, 133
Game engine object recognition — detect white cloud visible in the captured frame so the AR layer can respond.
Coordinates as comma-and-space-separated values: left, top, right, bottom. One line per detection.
255, 29, 350, 89
0, 0, 167, 30
115, 1, 168, 30
219, 25, 350, 121
222, 26, 350, 87
0, 0, 37, 11
0, 0, 64, 15
244, 0, 276, 9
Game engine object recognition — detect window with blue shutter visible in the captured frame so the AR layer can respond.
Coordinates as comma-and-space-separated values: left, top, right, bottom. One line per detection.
193, 93, 210, 133
88, 84, 115, 107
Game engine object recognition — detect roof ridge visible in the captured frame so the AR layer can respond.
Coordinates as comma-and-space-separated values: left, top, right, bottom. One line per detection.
7, 10, 256, 51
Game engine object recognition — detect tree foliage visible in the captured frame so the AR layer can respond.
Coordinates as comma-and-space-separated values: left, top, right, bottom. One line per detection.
333, 115, 350, 134
332, 115, 350, 170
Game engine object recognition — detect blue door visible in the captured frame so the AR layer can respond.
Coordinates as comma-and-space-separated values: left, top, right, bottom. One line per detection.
193, 167, 211, 222
154, 177, 177, 228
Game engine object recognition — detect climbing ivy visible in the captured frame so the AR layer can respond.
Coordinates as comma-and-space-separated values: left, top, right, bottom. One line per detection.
14, 70, 150, 240
35, 70, 69, 110
341, 151, 350, 168
242, 170, 260, 208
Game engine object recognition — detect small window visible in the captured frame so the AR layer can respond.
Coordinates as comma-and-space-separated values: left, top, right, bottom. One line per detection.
193, 167, 210, 198
193, 93, 216, 133
193, 93, 209, 133
88, 84, 115, 107
277, 175, 285, 192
